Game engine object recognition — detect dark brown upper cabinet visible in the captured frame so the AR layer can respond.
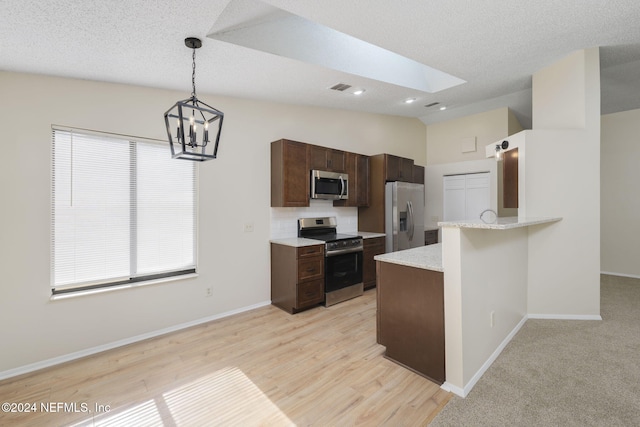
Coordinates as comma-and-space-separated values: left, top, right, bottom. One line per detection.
271, 139, 309, 207
384, 154, 414, 182
307, 145, 346, 173
334, 152, 370, 207
412, 164, 425, 185
503, 148, 518, 208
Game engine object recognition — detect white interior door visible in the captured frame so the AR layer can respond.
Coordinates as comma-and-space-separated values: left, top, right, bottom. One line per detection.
443, 175, 466, 221
465, 173, 490, 219
443, 173, 490, 221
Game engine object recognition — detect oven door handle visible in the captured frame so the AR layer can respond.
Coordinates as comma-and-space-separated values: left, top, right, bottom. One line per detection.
325, 246, 363, 257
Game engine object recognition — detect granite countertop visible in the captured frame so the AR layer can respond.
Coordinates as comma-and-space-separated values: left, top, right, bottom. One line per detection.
271, 231, 385, 247
269, 237, 323, 247
358, 231, 386, 239
374, 243, 443, 272
438, 216, 562, 230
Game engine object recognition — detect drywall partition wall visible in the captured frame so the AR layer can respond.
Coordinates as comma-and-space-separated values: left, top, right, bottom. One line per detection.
507, 108, 524, 136
601, 108, 640, 277
0, 71, 426, 376
441, 226, 528, 396
526, 48, 601, 316
425, 107, 512, 165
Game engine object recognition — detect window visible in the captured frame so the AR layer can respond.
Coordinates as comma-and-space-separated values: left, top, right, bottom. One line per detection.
51, 128, 197, 295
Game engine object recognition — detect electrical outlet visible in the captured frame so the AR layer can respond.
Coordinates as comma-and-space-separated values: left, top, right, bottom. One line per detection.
244, 222, 254, 233
490, 311, 495, 328
205, 287, 213, 297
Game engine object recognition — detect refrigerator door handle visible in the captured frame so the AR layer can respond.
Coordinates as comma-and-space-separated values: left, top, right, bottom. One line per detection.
407, 201, 414, 240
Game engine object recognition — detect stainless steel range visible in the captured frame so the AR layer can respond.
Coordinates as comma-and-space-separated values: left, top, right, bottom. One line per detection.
298, 217, 363, 306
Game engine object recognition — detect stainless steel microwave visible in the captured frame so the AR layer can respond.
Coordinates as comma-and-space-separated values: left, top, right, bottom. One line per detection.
310, 170, 348, 200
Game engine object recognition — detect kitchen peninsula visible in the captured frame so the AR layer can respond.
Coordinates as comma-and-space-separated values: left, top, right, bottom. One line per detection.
375, 216, 561, 396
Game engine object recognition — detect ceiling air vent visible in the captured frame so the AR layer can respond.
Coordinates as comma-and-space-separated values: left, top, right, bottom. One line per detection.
424, 102, 440, 108
330, 83, 352, 92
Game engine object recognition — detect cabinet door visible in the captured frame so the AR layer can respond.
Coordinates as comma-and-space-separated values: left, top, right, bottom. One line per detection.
307, 145, 328, 171
327, 149, 346, 172
297, 279, 324, 307
399, 157, 414, 181
412, 164, 425, 184
363, 237, 385, 289
307, 145, 346, 172
333, 152, 369, 207
385, 154, 414, 182
385, 154, 401, 181
271, 139, 309, 207
355, 154, 370, 206
503, 148, 518, 208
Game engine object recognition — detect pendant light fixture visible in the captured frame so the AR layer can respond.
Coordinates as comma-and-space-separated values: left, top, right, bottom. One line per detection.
164, 37, 224, 161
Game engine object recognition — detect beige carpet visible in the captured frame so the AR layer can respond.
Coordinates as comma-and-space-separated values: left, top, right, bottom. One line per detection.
430, 274, 640, 426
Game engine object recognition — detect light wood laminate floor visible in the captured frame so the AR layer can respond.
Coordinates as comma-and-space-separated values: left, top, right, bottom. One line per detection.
0, 289, 451, 426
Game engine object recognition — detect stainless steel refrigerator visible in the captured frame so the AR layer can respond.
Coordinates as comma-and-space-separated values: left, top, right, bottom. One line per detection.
385, 181, 425, 252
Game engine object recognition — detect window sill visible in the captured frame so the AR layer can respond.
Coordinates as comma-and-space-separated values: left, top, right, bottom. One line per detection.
50, 273, 199, 301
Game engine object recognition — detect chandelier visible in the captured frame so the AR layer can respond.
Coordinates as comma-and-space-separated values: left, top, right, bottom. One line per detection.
164, 37, 224, 161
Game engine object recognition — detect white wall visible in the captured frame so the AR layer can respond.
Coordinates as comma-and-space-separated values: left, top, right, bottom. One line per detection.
270, 200, 358, 239
423, 108, 521, 231
0, 71, 426, 376
442, 226, 528, 395
526, 48, 601, 316
426, 107, 517, 165
601, 108, 640, 278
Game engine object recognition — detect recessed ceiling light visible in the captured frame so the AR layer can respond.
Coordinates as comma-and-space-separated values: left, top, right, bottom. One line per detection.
353, 89, 365, 95
439, 106, 447, 111
404, 98, 416, 104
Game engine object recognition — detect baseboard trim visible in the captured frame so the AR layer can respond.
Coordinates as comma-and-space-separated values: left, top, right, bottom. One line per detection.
528, 314, 602, 320
440, 382, 465, 397
441, 315, 528, 398
0, 300, 272, 381
601, 271, 640, 280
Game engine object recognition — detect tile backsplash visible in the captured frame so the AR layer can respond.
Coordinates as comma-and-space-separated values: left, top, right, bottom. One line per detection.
270, 200, 358, 239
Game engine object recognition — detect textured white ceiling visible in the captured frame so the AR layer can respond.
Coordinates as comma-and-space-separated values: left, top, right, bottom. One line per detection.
2, 0, 640, 128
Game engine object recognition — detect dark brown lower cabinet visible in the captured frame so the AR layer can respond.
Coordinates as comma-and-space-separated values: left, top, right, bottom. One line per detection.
376, 261, 445, 384
271, 243, 325, 313
363, 236, 385, 289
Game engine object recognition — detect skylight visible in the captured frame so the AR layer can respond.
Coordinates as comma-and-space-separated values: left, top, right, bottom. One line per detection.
208, 0, 466, 93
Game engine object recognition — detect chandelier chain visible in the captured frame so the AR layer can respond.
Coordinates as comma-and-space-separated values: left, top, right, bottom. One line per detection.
191, 47, 197, 98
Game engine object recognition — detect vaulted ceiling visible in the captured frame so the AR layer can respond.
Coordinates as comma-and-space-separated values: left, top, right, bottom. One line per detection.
2, 0, 640, 128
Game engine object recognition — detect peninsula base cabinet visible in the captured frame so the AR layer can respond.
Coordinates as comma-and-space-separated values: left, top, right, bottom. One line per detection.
271, 243, 325, 313
376, 261, 445, 384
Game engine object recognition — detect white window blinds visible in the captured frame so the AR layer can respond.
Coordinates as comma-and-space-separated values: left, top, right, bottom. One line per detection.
51, 129, 196, 294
